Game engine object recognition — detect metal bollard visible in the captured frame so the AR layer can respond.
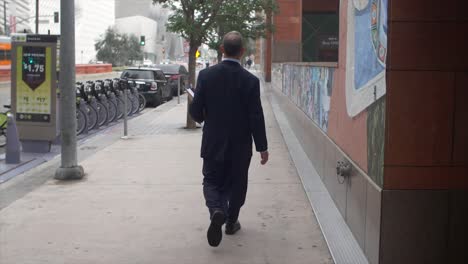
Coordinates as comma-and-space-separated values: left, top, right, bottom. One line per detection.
122, 89, 128, 139
5, 113, 21, 164
177, 76, 181, 104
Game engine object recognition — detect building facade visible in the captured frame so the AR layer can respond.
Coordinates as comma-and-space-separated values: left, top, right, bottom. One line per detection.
0, 0, 31, 34
29, 0, 115, 64
115, 16, 158, 63
263, 0, 468, 263
115, 0, 184, 63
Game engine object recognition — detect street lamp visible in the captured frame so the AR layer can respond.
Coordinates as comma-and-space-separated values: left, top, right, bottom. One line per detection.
54, 0, 84, 180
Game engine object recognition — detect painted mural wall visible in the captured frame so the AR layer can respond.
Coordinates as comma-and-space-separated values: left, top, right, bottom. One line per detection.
282, 65, 334, 132
278, 0, 388, 187
346, 0, 387, 117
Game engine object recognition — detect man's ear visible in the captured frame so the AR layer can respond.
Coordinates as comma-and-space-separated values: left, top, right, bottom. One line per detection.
220, 45, 225, 54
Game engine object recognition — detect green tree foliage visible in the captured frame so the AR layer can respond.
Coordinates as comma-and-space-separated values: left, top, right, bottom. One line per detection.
153, 0, 224, 129
152, 0, 277, 128
206, 0, 277, 62
153, 0, 224, 86
95, 27, 144, 66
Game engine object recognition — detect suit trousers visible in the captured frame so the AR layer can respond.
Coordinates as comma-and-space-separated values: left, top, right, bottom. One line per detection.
202, 154, 252, 223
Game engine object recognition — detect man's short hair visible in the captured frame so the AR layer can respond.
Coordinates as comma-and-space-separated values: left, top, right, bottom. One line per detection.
223, 31, 243, 57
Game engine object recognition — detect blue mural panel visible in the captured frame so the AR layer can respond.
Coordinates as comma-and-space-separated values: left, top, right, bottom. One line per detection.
354, 0, 387, 90
345, 0, 388, 117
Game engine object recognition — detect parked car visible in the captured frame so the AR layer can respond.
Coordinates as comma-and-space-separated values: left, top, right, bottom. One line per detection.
155, 64, 189, 96
120, 67, 172, 107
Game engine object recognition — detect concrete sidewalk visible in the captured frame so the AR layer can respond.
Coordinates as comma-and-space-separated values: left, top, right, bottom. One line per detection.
0, 89, 333, 263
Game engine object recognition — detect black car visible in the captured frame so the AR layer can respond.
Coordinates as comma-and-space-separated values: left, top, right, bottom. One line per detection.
121, 68, 172, 107
155, 64, 188, 96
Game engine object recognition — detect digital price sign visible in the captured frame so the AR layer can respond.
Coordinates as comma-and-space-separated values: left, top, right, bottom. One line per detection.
22, 46, 46, 88
16, 46, 51, 122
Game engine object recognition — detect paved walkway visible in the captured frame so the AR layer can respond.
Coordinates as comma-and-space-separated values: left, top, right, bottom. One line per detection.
0, 86, 333, 263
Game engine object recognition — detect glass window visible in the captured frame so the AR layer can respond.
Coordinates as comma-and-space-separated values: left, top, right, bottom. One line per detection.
155, 64, 179, 74
121, 70, 154, 80
155, 71, 166, 81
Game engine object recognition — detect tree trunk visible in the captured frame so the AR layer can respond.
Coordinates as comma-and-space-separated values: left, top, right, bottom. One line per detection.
264, 10, 273, 82
188, 45, 198, 87
186, 44, 198, 129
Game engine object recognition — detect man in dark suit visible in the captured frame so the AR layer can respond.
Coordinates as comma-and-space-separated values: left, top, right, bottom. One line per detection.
189, 31, 269, 247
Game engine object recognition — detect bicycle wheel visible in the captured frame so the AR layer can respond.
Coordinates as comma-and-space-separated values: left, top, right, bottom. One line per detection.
96, 101, 108, 127
125, 96, 133, 116
138, 93, 146, 112
106, 100, 117, 123
76, 108, 87, 135
0, 113, 7, 147
130, 94, 139, 115
86, 104, 99, 130
0, 133, 5, 147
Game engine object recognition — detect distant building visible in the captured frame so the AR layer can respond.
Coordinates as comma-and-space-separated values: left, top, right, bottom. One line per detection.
115, 0, 152, 19
115, 0, 184, 63
0, 0, 31, 34
115, 16, 158, 63
28, 0, 115, 64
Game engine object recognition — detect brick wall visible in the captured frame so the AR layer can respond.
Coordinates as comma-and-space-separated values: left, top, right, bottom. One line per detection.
303, 0, 338, 13
384, 0, 468, 189
273, 0, 302, 62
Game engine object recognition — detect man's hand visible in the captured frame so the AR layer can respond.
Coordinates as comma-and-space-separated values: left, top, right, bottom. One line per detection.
260, 151, 269, 165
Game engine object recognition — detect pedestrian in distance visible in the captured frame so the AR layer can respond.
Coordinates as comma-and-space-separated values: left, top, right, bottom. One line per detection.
246, 58, 253, 69
189, 31, 269, 247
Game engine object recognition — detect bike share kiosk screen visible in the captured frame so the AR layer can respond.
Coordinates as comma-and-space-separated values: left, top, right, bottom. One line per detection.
11, 35, 58, 152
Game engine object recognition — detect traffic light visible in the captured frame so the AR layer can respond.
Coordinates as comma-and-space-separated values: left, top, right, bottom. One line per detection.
140, 36, 145, 46
54, 12, 59, 23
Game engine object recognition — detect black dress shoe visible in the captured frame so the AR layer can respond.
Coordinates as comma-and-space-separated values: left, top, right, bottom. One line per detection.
207, 210, 225, 247
225, 221, 241, 235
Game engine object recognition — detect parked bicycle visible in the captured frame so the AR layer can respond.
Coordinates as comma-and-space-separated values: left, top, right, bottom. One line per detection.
94, 80, 118, 123
76, 100, 87, 136
125, 80, 141, 115
72, 78, 149, 136
103, 79, 124, 120
76, 82, 99, 131
84, 81, 108, 128
110, 78, 133, 117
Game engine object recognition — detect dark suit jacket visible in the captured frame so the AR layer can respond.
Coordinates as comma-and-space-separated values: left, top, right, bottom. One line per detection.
189, 60, 268, 161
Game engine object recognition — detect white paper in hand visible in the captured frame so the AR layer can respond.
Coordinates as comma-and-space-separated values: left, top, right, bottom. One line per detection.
187, 88, 195, 98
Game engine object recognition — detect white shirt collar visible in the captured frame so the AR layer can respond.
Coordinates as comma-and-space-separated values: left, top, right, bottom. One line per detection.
222, 58, 241, 65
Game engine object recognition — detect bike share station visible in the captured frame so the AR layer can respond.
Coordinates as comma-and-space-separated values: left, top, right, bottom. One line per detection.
0, 35, 59, 182
11, 35, 59, 153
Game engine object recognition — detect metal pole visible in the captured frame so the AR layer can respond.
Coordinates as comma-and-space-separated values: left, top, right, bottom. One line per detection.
35, 0, 39, 34
55, 0, 84, 180
3, 1, 7, 35
177, 76, 180, 104
122, 88, 128, 138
